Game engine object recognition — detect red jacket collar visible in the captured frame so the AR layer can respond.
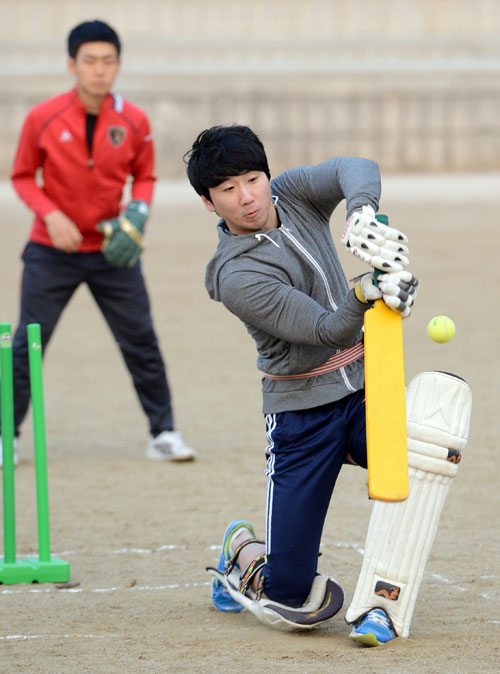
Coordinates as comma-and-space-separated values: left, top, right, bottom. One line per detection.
69, 88, 115, 115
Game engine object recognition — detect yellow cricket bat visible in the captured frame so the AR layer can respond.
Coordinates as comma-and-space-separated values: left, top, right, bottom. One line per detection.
364, 214, 409, 502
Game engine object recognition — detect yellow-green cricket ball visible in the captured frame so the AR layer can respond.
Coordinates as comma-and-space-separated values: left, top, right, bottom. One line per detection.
427, 315, 456, 343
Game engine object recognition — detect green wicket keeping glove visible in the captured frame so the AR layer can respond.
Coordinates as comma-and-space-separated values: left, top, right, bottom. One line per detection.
97, 200, 149, 268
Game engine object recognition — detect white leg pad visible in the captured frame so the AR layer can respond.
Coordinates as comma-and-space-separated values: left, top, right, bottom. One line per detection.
345, 371, 472, 637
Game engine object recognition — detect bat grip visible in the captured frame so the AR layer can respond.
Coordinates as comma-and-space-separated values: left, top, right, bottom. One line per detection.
373, 213, 389, 288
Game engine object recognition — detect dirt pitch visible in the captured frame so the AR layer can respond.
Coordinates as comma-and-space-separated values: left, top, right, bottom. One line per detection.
0, 178, 498, 673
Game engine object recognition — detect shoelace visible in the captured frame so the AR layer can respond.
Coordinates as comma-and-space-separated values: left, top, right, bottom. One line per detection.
365, 609, 391, 628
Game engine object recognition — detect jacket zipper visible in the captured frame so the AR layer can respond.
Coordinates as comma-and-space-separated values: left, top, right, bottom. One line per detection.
87, 112, 99, 170
279, 226, 356, 392
280, 226, 337, 310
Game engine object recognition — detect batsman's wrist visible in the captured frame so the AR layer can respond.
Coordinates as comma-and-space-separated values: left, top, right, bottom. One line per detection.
354, 282, 369, 304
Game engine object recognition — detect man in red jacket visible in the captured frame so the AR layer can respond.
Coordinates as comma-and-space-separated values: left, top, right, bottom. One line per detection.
2, 20, 196, 465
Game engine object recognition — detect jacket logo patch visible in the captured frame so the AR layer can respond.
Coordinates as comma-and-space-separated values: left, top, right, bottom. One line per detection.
59, 129, 73, 142
107, 126, 127, 147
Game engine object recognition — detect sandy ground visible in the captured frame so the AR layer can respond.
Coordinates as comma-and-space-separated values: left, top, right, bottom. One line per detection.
0, 178, 499, 673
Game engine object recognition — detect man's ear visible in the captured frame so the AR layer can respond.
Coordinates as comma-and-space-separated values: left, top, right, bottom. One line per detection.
201, 195, 216, 213
67, 58, 76, 76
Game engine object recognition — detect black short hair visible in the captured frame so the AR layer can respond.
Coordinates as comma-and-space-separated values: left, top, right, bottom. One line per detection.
184, 125, 271, 201
68, 20, 121, 59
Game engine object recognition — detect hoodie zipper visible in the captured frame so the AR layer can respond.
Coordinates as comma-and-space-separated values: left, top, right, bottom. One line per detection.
279, 226, 356, 392
280, 226, 337, 310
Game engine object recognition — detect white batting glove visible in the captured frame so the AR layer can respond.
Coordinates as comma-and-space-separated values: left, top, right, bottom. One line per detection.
341, 205, 410, 273
378, 270, 419, 318
354, 272, 383, 304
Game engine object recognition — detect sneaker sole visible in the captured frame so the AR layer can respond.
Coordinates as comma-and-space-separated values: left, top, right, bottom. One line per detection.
350, 632, 384, 646
146, 450, 196, 462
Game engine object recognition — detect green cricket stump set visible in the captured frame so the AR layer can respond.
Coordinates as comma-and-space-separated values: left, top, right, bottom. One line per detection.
0, 322, 70, 584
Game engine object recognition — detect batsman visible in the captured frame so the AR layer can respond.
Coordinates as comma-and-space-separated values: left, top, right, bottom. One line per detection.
185, 125, 472, 645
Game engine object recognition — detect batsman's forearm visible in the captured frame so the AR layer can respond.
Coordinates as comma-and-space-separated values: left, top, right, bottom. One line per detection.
315, 290, 368, 347
222, 275, 366, 349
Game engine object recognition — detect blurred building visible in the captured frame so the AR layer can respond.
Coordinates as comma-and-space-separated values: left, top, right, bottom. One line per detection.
1, 0, 499, 177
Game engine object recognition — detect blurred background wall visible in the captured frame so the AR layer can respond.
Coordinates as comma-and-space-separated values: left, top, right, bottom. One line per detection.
1, 0, 499, 178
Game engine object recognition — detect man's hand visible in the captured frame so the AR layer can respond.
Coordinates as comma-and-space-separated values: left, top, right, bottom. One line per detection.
354, 270, 418, 318
44, 210, 83, 252
97, 200, 149, 268
354, 272, 383, 304
342, 205, 410, 273
378, 270, 418, 318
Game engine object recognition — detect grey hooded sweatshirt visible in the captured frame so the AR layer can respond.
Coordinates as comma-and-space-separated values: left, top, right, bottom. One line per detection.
205, 157, 381, 414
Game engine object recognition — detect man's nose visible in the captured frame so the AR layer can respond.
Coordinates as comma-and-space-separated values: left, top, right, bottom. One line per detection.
239, 187, 254, 204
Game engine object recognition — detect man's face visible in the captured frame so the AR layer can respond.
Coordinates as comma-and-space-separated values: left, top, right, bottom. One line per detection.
202, 171, 277, 235
67, 42, 120, 100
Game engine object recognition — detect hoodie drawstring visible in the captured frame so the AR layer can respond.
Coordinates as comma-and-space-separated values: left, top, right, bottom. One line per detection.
255, 233, 280, 248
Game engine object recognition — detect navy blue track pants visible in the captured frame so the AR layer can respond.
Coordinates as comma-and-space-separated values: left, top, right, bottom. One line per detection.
261, 389, 367, 607
7, 241, 174, 437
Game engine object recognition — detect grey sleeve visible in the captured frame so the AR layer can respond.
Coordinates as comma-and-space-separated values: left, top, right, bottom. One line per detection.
274, 157, 381, 220
220, 271, 368, 348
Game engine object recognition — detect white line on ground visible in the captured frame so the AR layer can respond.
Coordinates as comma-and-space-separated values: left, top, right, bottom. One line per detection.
334, 541, 365, 554
481, 591, 500, 601
110, 545, 187, 554
90, 582, 211, 594
0, 634, 119, 641
0, 581, 211, 595
428, 573, 467, 592
15, 544, 188, 558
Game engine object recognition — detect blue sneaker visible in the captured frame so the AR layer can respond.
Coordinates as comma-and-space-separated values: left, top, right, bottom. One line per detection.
212, 520, 256, 612
349, 609, 396, 646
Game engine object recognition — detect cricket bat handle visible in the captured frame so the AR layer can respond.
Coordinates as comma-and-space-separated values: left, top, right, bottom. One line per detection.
373, 213, 389, 286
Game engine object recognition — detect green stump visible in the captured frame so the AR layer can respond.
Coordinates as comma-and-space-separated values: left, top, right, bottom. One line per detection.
0, 322, 70, 584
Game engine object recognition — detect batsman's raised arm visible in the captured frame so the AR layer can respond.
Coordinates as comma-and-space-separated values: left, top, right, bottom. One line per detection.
273, 156, 381, 219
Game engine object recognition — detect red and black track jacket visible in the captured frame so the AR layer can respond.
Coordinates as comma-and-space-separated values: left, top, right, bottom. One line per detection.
11, 88, 156, 252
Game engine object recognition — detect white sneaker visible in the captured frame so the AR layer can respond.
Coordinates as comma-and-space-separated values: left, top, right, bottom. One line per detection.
0, 436, 19, 468
146, 431, 197, 462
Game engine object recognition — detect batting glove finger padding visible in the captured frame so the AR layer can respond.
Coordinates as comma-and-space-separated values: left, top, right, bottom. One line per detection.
342, 205, 410, 273
378, 271, 419, 318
